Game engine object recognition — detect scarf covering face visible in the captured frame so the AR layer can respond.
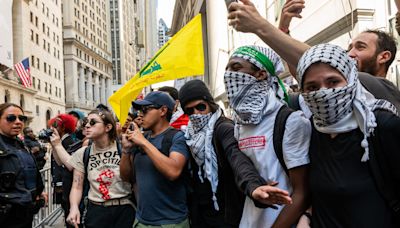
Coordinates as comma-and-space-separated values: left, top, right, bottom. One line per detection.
225, 46, 285, 125
185, 108, 222, 210
297, 43, 398, 162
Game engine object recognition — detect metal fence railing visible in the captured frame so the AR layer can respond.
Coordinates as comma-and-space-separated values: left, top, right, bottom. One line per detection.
32, 165, 63, 228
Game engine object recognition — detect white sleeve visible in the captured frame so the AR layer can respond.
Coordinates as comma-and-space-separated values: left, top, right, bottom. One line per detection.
282, 110, 311, 169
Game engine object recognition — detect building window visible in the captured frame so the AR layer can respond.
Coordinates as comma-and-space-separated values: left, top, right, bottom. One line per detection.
45, 82, 48, 93
37, 79, 41, 90
19, 94, 24, 108
49, 84, 52, 94
37, 58, 40, 69
36, 105, 40, 116
30, 30, 34, 41
48, 65, 51, 75
32, 77, 36, 88
31, 55, 35, 67
30, 12, 33, 22
44, 62, 47, 73
43, 39, 46, 49
36, 34, 39, 44
35, 16, 38, 27
42, 23, 45, 33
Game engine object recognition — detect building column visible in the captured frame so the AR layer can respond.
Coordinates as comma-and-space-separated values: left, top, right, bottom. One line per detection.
100, 76, 106, 105
87, 69, 93, 107
79, 65, 85, 103
67, 60, 79, 104
106, 78, 111, 105
94, 73, 100, 105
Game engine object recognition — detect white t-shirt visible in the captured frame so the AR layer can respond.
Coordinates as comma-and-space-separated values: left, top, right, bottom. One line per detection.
237, 109, 311, 228
68, 142, 132, 202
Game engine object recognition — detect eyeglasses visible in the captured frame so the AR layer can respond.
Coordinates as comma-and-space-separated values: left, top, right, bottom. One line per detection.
184, 103, 207, 115
85, 119, 103, 127
6, 114, 28, 123
141, 105, 162, 115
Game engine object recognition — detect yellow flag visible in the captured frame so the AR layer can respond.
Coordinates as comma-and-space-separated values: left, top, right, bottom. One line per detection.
109, 14, 204, 123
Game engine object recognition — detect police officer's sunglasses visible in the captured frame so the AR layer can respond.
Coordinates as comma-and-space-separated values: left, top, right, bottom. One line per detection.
6, 114, 28, 122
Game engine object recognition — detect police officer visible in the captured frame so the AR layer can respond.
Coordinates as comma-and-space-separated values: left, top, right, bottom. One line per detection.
0, 103, 46, 228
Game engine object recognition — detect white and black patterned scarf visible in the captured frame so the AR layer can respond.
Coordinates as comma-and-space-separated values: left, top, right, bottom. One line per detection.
225, 45, 285, 125
297, 43, 398, 162
185, 108, 222, 210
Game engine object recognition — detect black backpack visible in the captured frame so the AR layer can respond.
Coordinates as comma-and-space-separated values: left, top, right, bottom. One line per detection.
272, 105, 296, 176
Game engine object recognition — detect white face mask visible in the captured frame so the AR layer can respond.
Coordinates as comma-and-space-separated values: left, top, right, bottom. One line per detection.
224, 71, 273, 124
301, 83, 356, 127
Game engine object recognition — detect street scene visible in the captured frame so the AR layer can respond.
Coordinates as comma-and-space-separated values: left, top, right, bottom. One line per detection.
0, 0, 400, 227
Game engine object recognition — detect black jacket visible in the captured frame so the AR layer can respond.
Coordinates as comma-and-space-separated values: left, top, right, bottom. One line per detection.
189, 116, 266, 227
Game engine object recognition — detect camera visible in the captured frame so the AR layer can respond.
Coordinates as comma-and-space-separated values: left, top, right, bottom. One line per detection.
38, 128, 54, 141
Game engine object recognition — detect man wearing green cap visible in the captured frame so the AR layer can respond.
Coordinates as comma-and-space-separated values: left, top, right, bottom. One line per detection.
224, 45, 310, 227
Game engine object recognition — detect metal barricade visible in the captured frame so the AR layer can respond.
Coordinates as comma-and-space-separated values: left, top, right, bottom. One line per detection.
32, 164, 63, 228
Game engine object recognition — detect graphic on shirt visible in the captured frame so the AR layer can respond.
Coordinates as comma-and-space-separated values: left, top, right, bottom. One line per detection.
88, 150, 120, 171
96, 169, 115, 200
239, 136, 266, 150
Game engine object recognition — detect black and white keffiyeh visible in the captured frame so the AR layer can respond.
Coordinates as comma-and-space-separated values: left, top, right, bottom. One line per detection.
297, 43, 398, 162
185, 108, 222, 210
224, 71, 282, 125
231, 45, 286, 101
225, 45, 285, 125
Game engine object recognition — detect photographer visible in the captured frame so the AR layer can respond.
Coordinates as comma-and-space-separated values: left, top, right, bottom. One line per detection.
23, 127, 47, 170
47, 114, 80, 227
0, 103, 47, 228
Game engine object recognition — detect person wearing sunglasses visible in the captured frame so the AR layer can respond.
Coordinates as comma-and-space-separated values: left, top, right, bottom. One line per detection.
0, 103, 47, 228
65, 109, 134, 228
119, 91, 191, 228
223, 45, 311, 228
178, 80, 292, 228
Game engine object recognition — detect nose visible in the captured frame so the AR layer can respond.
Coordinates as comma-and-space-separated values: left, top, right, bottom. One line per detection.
193, 108, 202, 115
347, 48, 356, 58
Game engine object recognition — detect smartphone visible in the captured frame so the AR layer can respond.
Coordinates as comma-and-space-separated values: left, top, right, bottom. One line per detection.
129, 123, 135, 131
225, 0, 237, 9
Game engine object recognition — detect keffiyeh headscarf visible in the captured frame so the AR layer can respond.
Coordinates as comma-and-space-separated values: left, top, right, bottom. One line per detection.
297, 43, 398, 162
185, 108, 222, 210
224, 45, 286, 125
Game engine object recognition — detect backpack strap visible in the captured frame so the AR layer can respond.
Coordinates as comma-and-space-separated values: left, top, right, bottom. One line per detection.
287, 93, 301, 111
273, 105, 294, 176
160, 128, 179, 156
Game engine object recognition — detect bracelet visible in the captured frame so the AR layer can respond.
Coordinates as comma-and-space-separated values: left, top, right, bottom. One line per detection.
279, 27, 290, 34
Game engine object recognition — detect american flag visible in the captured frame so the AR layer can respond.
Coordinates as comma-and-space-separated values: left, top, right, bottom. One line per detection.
14, 58, 32, 88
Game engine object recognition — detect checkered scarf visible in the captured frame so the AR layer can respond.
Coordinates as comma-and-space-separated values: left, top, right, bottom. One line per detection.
297, 43, 398, 162
185, 108, 222, 210
225, 46, 285, 125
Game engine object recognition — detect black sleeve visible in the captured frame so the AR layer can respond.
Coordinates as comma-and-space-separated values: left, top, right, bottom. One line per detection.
214, 121, 267, 198
376, 111, 400, 185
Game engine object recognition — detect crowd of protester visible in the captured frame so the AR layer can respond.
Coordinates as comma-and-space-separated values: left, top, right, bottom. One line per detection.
1, 0, 400, 227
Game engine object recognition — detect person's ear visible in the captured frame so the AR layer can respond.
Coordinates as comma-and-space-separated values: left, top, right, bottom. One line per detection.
377, 50, 391, 66
105, 123, 112, 133
254, 70, 268, 80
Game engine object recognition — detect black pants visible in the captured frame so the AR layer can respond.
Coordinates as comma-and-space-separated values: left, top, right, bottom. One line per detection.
84, 202, 135, 228
2, 204, 34, 228
190, 202, 237, 228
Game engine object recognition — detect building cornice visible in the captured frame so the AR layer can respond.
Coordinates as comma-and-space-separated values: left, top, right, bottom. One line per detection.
0, 77, 37, 95
63, 38, 113, 66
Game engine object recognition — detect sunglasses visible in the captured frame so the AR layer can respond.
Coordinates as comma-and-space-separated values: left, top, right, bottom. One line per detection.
141, 105, 162, 115
85, 119, 103, 127
6, 114, 28, 123
184, 103, 207, 115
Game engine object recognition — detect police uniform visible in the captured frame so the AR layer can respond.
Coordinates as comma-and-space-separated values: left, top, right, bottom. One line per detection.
0, 134, 44, 228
